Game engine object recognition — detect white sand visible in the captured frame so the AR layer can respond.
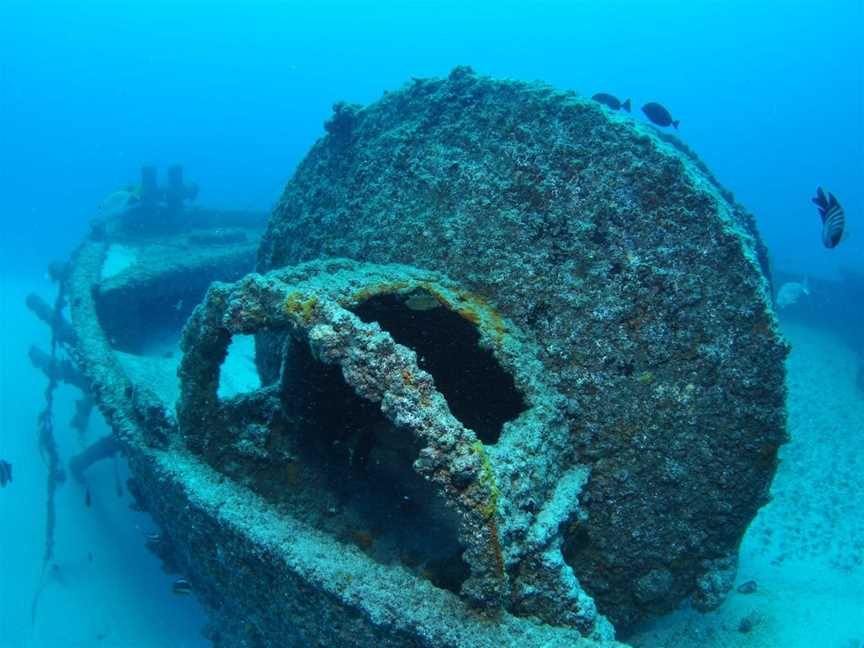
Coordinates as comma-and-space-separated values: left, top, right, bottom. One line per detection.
630, 321, 864, 648
100, 245, 137, 281
217, 334, 260, 399
114, 332, 261, 408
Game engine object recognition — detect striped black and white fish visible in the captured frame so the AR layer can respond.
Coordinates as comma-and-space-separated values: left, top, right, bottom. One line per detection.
0, 460, 12, 487
812, 187, 846, 248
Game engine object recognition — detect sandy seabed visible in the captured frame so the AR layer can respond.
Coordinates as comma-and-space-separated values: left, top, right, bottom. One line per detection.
2, 274, 862, 648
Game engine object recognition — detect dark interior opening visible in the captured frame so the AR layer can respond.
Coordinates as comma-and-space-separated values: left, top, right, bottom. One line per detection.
205, 287, 527, 595
561, 518, 615, 629
270, 339, 469, 594
562, 519, 592, 564
350, 291, 526, 444
96, 284, 201, 355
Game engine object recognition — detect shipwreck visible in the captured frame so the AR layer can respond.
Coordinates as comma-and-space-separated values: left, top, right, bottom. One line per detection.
31, 67, 788, 647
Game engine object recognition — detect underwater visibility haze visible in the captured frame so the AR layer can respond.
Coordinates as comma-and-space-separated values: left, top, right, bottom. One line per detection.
1, 2, 862, 647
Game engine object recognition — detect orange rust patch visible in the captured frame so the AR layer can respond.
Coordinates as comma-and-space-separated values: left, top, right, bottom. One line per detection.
488, 517, 505, 577
350, 281, 411, 304
456, 306, 482, 325
348, 279, 510, 347
417, 283, 508, 347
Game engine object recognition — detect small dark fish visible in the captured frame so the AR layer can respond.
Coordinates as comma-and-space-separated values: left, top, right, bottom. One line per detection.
0, 460, 12, 487
172, 578, 193, 595
85, 487, 91, 508
812, 187, 846, 248
592, 93, 631, 112
88, 552, 93, 564
641, 102, 680, 129
50, 563, 66, 585
737, 579, 758, 594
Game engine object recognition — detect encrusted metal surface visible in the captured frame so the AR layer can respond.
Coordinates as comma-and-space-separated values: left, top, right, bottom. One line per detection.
64, 67, 789, 645
70, 244, 621, 648
258, 67, 789, 629
177, 260, 609, 636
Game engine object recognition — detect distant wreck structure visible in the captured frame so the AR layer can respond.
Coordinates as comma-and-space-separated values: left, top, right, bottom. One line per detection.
53, 68, 787, 647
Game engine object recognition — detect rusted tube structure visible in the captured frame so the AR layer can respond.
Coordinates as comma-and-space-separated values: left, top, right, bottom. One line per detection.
59, 68, 787, 647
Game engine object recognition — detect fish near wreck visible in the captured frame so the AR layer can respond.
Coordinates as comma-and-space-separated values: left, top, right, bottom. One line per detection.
776, 280, 810, 309
592, 93, 631, 112
0, 460, 11, 487
812, 187, 846, 248
98, 188, 140, 217
172, 578, 193, 595
63, 67, 786, 646
641, 101, 680, 129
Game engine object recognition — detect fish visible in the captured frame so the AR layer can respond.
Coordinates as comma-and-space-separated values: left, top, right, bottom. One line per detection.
641, 102, 679, 129
404, 291, 442, 311
592, 93, 631, 112
172, 578, 193, 595
812, 187, 846, 248
0, 460, 11, 487
98, 188, 140, 217
50, 563, 66, 585
776, 280, 809, 309
737, 580, 758, 594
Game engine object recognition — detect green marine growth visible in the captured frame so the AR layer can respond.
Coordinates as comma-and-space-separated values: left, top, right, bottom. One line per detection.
636, 370, 654, 385
471, 441, 500, 519
283, 292, 318, 325
471, 441, 505, 577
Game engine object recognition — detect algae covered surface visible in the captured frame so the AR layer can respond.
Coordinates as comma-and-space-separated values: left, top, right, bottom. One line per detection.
256, 68, 787, 631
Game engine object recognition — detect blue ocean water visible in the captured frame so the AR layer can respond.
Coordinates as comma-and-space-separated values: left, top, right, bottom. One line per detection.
1, 1, 861, 647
